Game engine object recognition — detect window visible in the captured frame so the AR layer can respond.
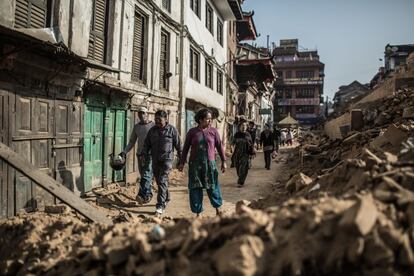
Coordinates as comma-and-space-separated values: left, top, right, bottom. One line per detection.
131, 10, 147, 83
162, 0, 171, 12
276, 71, 283, 79
297, 88, 314, 98
190, 47, 200, 82
285, 71, 292, 79
190, 0, 200, 18
284, 88, 292, 99
88, 0, 109, 64
15, 0, 53, 28
159, 29, 170, 91
217, 19, 223, 46
217, 70, 223, 94
296, 70, 315, 78
205, 61, 213, 89
297, 106, 315, 114
206, 3, 213, 34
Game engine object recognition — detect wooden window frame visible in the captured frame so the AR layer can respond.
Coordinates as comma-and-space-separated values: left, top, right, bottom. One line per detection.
159, 29, 170, 91
216, 70, 223, 94
205, 3, 213, 35
205, 61, 213, 89
15, 0, 52, 29
190, 46, 200, 82
217, 19, 223, 46
162, 0, 171, 13
131, 9, 147, 83
88, 0, 110, 64
190, 0, 200, 18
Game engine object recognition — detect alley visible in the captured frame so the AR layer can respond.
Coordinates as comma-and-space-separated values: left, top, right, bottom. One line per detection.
100, 149, 293, 219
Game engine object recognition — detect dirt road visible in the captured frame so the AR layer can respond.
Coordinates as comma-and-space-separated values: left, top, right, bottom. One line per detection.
121, 149, 292, 218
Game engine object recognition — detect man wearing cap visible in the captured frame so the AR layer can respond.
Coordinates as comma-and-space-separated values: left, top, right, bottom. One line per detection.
121, 106, 155, 204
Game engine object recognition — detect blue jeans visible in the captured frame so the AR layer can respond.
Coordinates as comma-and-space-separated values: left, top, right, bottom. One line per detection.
137, 154, 153, 200
189, 183, 223, 214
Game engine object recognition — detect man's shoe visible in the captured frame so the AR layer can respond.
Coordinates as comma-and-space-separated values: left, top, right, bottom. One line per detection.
136, 195, 145, 205
155, 207, 164, 216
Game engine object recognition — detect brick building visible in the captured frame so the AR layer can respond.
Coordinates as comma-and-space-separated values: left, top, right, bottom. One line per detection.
272, 39, 325, 125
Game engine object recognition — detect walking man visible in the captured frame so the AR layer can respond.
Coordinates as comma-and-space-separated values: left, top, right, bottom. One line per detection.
142, 110, 181, 216
121, 106, 154, 204
273, 125, 281, 153
260, 124, 275, 170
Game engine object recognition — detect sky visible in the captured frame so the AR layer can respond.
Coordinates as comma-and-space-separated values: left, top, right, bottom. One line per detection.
242, 0, 414, 99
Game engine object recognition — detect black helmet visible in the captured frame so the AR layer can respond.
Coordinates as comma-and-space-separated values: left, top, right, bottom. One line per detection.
109, 153, 126, 171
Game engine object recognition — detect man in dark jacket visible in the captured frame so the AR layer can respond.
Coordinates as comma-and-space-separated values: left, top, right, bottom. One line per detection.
260, 124, 275, 170
142, 110, 181, 216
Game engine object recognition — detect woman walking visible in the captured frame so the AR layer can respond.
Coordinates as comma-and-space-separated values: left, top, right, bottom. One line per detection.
178, 109, 226, 217
232, 120, 255, 187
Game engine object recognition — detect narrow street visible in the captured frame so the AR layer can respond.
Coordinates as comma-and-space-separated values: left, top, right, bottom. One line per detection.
133, 150, 292, 218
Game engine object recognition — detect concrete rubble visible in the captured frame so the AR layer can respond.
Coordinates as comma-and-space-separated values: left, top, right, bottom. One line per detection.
0, 89, 413, 275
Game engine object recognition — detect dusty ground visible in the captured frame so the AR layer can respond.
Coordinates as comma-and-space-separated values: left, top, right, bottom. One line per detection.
85, 148, 295, 220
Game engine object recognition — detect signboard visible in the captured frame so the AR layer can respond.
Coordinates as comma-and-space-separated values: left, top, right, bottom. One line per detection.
277, 98, 320, 106
259, 108, 272, 115
283, 77, 323, 85
295, 114, 317, 119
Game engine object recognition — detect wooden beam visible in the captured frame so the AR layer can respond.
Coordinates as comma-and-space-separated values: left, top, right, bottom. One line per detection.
0, 142, 112, 225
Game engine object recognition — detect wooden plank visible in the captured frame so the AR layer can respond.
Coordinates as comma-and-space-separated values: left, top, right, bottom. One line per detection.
0, 141, 112, 225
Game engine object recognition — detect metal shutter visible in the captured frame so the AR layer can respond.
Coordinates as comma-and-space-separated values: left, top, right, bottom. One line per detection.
88, 0, 107, 63
15, 0, 46, 29
159, 30, 169, 90
132, 11, 146, 82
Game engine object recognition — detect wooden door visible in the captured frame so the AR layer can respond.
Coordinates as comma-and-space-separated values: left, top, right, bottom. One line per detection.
0, 90, 9, 218
126, 110, 139, 184
84, 106, 104, 192
54, 100, 83, 195
113, 110, 126, 182
12, 95, 54, 213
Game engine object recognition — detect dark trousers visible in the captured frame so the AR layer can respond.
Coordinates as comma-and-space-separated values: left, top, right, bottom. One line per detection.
236, 156, 250, 185
137, 154, 153, 200
152, 161, 172, 209
189, 183, 223, 214
264, 150, 272, 169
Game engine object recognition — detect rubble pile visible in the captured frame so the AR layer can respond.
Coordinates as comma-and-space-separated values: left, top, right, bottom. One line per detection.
2, 186, 414, 275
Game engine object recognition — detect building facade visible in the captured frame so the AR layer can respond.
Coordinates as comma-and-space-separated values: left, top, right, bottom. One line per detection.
0, 0, 183, 217
272, 39, 325, 125
180, 0, 240, 139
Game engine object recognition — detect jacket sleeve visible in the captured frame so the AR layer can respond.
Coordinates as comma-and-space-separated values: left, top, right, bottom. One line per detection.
173, 127, 182, 160
214, 129, 227, 162
180, 129, 192, 165
123, 125, 137, 154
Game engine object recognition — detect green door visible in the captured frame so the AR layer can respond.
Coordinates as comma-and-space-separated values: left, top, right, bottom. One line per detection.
84, 106, 104, 192
114, 110, 126, 182
104, 109, 126, 183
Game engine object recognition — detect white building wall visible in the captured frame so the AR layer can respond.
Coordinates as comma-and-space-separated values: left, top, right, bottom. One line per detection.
183, 0, 229, 112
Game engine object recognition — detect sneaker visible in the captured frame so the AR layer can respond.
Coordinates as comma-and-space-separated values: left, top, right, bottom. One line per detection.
155, 207, 164, 216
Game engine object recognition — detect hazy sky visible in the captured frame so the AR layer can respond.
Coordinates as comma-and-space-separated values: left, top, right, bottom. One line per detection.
242, 0, 414, 98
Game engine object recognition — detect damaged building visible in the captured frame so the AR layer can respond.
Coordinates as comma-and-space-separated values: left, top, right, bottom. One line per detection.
0, 0, 180, 217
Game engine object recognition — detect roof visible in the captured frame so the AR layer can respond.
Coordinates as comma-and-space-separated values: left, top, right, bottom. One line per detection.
0, 25, 87, 67
273, 60, 325, 69
236, 58, 275, 85
227, 0, 243, 20
278, 113, 299, 125
385, 44, 414, 56
236, 11, 258, 41
211, 0, 236, 20
273, 46, 297, 56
